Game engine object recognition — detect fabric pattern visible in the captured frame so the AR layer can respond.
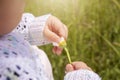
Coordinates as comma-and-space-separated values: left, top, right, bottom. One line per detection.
13, 13, 51, 46
64, 69, 101, 80
0, 32, 49, 80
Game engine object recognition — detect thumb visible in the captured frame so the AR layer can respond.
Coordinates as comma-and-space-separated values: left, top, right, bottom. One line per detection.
44, 26, 61, 43
65, 64, 74, 73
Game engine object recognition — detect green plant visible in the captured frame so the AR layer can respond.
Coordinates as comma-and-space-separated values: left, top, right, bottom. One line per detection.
25, 0, 120, 80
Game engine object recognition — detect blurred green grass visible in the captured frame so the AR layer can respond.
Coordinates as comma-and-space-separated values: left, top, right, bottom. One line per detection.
25, 0, 120, 80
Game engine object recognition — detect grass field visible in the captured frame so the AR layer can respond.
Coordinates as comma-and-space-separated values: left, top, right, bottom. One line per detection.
25, 0, 120, 80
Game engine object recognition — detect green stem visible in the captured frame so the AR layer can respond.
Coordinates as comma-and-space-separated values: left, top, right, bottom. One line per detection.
64, 47, 72, 64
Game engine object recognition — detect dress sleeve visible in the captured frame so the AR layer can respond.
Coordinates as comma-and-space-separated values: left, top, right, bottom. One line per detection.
13, 13, 51, 46
64, 69, 101, 80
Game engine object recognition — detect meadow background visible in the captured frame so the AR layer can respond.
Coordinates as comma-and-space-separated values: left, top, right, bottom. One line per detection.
25, 0, 120, 80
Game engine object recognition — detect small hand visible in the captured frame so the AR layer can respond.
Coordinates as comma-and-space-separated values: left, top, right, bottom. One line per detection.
65, 61, 92, 73
44, 15, 68, 55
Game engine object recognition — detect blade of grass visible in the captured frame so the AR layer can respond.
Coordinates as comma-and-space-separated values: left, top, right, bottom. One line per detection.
91, 27, 120, 57
112, 0, 120, 9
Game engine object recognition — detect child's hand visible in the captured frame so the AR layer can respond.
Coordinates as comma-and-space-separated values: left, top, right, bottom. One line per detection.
44, 15, 68, 55
65, 61, 92, 73
65, 61, 101, 80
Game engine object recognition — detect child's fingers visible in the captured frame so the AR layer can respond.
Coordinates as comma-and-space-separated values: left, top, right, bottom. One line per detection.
52, 46, 63, 55
48, 15, 68, 41
58, 24, 68, 40
52, 16, 66, 39
44, 15, 68, 55
71, 62, 92, 71
63, 24, 68, 40
87, 67, 92, 71
44, 26, 64, 55
45, 15, 68, 44
72, 62, 87, 70
44, 25, 61, 43
65, 62, 92, 74
65, 64, 74, 73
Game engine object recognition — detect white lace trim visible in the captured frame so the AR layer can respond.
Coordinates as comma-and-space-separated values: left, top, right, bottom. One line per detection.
64, 69, 101, 80
13, 13, 51, 46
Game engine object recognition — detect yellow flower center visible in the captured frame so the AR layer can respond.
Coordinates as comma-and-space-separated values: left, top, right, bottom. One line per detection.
59, 40, 67, 48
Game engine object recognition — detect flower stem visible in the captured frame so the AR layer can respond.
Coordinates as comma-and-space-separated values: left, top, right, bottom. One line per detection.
64, 47, 72, 64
